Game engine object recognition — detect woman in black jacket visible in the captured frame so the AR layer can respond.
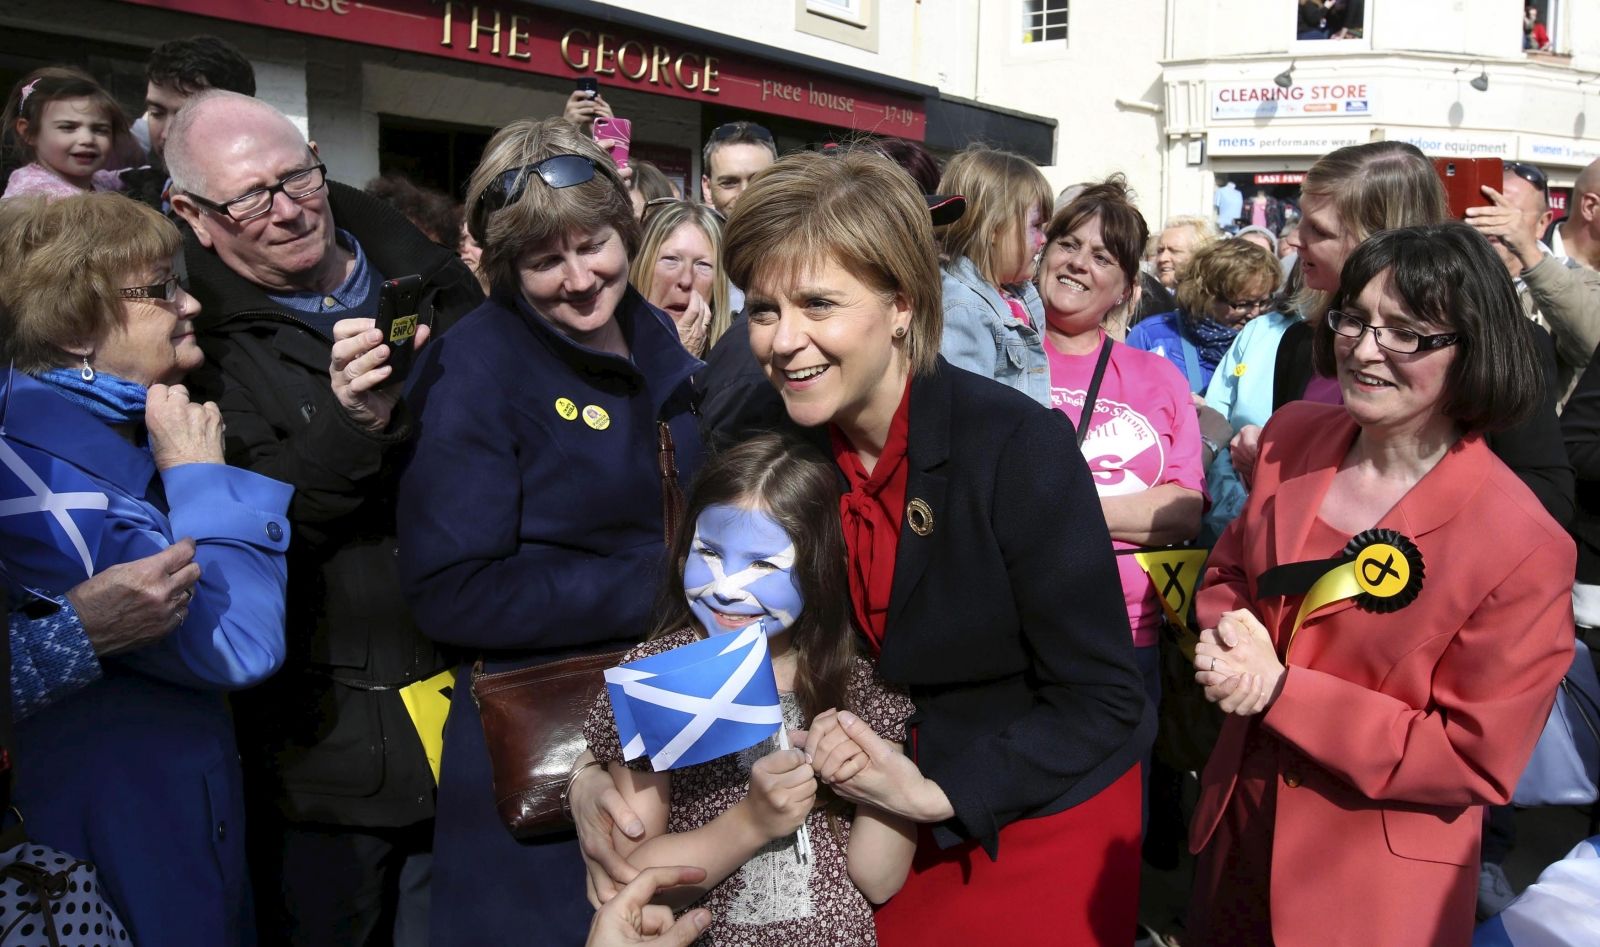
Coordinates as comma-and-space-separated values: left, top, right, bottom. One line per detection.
575, 151, 1151, 945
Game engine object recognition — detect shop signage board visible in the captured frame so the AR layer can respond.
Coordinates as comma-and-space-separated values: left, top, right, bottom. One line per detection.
1254, 172, 1306, 185
1378, 128, 1515, 159
1210, 81, 1374, 121
118, 0, 927, 139
1519, 134, 1600, 169
1209, 129, 1369, 156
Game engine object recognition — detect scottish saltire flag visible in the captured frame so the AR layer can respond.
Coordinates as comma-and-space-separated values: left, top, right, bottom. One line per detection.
605, 623, 784, 772
0, 434, 109, 586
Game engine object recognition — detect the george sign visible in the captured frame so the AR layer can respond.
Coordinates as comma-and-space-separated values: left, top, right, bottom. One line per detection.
118, 0, 926, 138
1379, 127, 1515, 159
1211, 80, 1374, 121
1208, 129, 1369, 156
1254, 172, 1306, 185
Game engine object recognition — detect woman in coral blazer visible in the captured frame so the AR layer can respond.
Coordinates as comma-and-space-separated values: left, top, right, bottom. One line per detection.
1186, 223, 1576, 947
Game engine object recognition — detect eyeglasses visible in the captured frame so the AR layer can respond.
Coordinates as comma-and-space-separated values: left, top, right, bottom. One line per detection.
119, 274, 182, 302
1326, 310, 1460, 355
1224, 296, 1275, 315
478, 154, 603, 216
709, 121, 774, 144
186, 163, 327, 222
1507, 161, 1549, 199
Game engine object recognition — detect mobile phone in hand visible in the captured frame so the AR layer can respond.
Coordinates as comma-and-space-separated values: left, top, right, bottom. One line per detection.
375, 275, 423, 386
592, 116, 632, 169
1434, 158, 1504, 219
576, 77, 598, 99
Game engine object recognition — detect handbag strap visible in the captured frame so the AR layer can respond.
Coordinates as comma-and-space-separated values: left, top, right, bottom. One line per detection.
658, 420, 684, 549
1077, 337, 1115, 448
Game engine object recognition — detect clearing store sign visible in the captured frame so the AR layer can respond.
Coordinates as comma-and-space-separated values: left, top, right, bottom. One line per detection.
1211, 81, 1373, 120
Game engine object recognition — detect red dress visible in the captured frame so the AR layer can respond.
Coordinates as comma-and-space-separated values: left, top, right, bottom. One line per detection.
832, 382, 1143, 946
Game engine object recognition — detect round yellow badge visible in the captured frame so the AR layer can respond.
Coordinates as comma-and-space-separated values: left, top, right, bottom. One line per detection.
1353, 543, 1409, 599
1234, 363, 1247, 377
581, 405, 611, 430
555, 398, 579, 421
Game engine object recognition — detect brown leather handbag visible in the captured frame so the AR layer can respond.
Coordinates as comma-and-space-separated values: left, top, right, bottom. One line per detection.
471, 421, 684, 838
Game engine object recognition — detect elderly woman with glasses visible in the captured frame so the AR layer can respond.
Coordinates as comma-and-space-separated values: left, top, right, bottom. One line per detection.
633, 198, 729, 357
1127, 237, 1283, 396
0, 194, 293, 945
396, 118, 704, 947
1185, 222, 1574, 947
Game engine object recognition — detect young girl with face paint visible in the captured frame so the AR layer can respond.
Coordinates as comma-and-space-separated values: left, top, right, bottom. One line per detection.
583, 434, 917, 945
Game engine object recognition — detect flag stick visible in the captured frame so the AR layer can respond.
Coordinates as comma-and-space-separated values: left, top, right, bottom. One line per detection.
777, 727, 812, 865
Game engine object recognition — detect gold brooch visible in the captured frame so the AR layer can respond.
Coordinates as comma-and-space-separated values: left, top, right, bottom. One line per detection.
906, 498, 934, 536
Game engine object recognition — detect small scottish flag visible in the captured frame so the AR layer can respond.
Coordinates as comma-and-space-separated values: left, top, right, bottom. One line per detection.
0, 435, 109, 585
604, 623, 784, 772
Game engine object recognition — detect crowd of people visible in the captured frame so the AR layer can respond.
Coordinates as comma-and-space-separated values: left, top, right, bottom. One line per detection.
1, 30, 1597, 947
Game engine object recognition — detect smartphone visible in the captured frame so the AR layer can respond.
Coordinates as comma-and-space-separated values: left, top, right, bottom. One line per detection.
592, 116, 632, 170
576, 77, 598, 99
375, 275, 423, 386
1433, 157, 1504, 219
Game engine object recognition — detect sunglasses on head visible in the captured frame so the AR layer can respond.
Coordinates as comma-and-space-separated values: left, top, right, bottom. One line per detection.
1507, 161, 1549, 198
709, 121, 774, 144
477, 154, 604, 216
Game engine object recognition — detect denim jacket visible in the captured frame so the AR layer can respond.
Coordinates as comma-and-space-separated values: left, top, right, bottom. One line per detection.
939, 256, 1051, 406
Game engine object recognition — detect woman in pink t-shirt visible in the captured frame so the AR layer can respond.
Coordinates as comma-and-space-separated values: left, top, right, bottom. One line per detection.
1038, 177, 1207, 702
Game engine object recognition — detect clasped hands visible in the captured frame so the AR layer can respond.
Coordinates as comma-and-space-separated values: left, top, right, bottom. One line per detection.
792, 709, 953, 824
1193, 608, 1287, 717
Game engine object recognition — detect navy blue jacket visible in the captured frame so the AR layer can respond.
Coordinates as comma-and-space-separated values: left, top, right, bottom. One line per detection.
397, 286, 703, 945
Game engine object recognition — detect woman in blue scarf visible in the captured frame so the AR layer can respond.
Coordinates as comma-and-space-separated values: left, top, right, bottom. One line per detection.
0, 193, 296, 945
1126, 238, 1282, 394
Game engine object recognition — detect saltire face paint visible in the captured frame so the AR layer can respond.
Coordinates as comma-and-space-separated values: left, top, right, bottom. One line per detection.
684, 503, 804, 637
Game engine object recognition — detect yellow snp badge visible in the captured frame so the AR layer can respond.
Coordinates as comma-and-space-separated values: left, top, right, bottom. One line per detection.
1233, 363, 1247, 377
582, 404, 611, 430
1132, 548, 1210, 634
387, 314, 418, 344
555, 398, 579, 421
398, 668, 456, 783
1257, 528, 1425, 651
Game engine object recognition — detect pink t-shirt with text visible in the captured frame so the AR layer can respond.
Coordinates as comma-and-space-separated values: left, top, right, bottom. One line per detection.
1047, 333, 1207, 647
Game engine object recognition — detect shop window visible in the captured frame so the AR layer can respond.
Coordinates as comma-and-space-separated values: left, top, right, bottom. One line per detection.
1525, 1, 1558, 54
1021, 0, 1069, 44
796, 0, 878, 52
1294, 0, 1366, 41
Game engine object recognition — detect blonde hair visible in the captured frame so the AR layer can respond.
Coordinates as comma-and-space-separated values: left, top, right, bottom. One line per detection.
0, 194, 180, 373
464, 117, 638, 292
1175, 238, 1283, 317
935, 146, 1051, 286
1159, 215, 1221, 279
630, 201, 731, 348
1292, 141, 1448, 320
724, 150, 943, 376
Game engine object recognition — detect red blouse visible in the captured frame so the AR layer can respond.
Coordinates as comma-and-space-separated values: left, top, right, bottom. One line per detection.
830, 381, 913, 656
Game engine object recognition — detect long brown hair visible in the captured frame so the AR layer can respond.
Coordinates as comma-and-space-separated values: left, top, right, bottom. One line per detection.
648, 434, 855, 725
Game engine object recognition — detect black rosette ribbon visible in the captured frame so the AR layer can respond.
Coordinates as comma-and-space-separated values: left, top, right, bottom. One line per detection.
1343, 528, 1425, 614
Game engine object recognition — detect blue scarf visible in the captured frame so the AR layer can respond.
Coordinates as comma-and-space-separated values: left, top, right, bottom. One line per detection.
37, 367, 149, 424
1185, 315, 1241, 376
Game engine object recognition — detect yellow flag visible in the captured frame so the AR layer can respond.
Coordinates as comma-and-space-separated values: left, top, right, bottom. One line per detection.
1132, 548, 1210, 633
399, 668, 456, 783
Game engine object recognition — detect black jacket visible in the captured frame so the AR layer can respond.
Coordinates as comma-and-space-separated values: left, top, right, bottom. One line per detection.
185, 181, 484, 826
1562, 340, 1600, 584
1275, 317, 1574, 526
803, 360, 1152, 857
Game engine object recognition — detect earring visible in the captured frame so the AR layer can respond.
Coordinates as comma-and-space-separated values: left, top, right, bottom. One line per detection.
80, 356, 95, 382
893, 326, 908, 339
1114, 297, 1126, 307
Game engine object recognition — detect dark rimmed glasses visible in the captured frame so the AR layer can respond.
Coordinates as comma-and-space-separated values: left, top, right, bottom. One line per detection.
185, 163, 327, 222
1507, 161, 1550, 199
478, 154, 603, 216
119, 274, 183, 302
1327, 310, 1460, 355
1224, 296, 1275, 316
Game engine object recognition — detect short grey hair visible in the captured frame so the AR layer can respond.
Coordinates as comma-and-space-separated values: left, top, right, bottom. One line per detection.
165, 89, 305, 198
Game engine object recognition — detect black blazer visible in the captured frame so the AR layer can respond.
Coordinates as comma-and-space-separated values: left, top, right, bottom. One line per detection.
823, 359, 1154, 858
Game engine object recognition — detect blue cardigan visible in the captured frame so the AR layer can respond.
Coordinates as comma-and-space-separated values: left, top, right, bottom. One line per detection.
0, 370, 291, 946
397, 286, 704, 946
